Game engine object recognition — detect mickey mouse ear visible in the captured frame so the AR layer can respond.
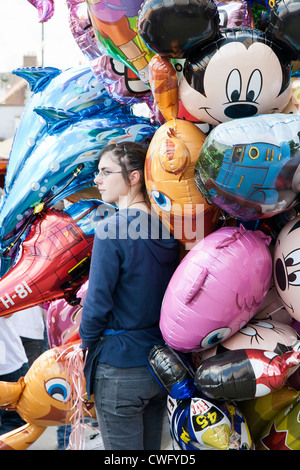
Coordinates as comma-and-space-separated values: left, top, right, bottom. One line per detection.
267, 0, 300, 61
137, 0, 220, 59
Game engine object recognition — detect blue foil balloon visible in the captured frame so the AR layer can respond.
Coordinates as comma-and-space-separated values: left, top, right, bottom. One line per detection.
0, 111, 157, 262
4, 64, 122, 192
195, 113, 300, 220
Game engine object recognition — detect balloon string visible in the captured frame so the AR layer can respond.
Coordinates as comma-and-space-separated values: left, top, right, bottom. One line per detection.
56, 343, 91, 450
263, 305, 285, 318
42, 163, 85, 209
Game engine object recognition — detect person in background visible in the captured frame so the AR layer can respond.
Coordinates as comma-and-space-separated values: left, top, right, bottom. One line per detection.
0, 316, 29, 434
10, 305, 46, 367
79, 142, 179, 450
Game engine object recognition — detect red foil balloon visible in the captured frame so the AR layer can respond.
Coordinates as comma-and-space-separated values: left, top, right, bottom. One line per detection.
0, 208, 94, 316
195, 343, 300, 401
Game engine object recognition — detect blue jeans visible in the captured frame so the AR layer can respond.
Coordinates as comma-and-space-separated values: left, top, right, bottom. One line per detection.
93, 363, 167, 450
57, 424, 72, 450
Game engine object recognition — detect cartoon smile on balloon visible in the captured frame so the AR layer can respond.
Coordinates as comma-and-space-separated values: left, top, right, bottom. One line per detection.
178, 37, 292, 125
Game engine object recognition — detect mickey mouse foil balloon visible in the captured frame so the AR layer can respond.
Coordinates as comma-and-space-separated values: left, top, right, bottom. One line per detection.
138, 0, 300, 125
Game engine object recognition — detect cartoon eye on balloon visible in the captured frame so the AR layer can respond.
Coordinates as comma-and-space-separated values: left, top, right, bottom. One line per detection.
159, 225, 273, 352
145, 118, 220, 247
151, 190, 172, 212
200, 327, 232, 349
45, 378, 72, 403
138, 0, 300, 125
273, 216, 300, 322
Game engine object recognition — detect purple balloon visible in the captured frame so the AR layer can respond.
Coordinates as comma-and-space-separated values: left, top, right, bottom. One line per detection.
27, 0, 54, 22
160, 225, 273, 352
67, 0, 101, 61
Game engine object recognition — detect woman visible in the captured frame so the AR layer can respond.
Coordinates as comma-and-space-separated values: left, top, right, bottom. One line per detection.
79, 142, 179, 450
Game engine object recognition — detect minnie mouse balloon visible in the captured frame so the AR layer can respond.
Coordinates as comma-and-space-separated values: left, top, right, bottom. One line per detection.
197, 318, 300, 362
195, 113, 300, 220
273, 215, 300, 322
195, 341, 300, 401
160, 225, 272, 352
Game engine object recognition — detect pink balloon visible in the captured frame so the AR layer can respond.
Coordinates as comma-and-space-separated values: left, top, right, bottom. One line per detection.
160, 225, 273, 352
27, 0, 54, 22
215, 0, 255, 28
66, 0, 101, 61
46, 280, 88, 348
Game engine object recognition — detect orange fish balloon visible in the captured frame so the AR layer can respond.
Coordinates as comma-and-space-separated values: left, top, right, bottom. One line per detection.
0, 342, 95, 450
145, 118, 219, 248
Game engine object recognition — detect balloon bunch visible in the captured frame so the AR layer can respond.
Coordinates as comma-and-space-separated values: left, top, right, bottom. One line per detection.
148, 344, 254, 450
0, 63, 157, 276
136, 0, 300, 451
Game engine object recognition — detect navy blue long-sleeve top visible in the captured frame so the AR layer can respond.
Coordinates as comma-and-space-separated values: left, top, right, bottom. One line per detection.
79, 208, 179, 375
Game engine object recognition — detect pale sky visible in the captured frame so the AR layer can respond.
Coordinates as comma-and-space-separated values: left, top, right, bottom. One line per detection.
0, 0, 87, 73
